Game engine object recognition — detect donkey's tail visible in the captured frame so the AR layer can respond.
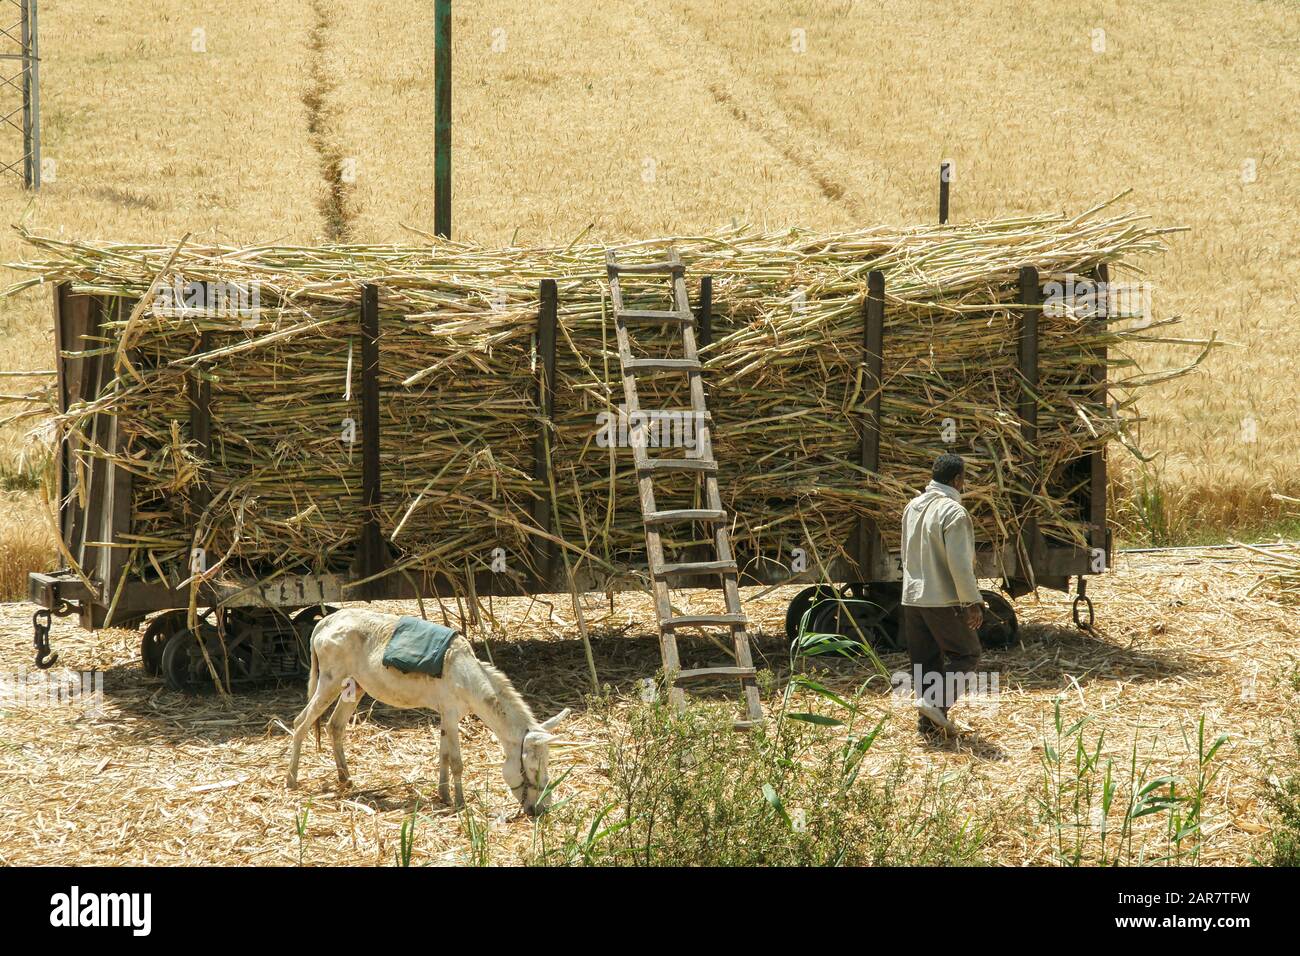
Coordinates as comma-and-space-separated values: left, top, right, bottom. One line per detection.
307, 631, 322, 752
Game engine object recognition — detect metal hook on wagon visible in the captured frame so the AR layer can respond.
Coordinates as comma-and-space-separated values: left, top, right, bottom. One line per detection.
1071, 577, 1095, 634
33, 608, 59, 669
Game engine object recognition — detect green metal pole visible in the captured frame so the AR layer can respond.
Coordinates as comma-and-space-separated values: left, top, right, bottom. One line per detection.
434, 0, 452, 239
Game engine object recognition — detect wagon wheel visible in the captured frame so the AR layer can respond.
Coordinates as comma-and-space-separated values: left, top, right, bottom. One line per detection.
855, 582, 903, 650
291, 605, 339, 667
976, 590, 1018, 648
785, 585, 836, 642
292, 604, 338, 628
160, 624, 237, 694
812, 591, 902, 652
141, 610, 188, 677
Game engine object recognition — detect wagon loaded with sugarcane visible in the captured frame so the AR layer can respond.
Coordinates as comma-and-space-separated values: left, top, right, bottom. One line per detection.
10, 200, 1207, 704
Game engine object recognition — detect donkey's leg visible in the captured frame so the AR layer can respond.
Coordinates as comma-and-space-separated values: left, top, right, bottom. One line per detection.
443, 713, 465, 808
327, 689, 361, 786
287, 674, 345, 789
437, 717, 452, 805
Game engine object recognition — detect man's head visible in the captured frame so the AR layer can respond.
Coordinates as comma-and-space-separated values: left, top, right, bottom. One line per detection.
932, 453, 965, 491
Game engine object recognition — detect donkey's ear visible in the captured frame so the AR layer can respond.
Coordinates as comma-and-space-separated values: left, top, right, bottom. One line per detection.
539, 707, 571, 731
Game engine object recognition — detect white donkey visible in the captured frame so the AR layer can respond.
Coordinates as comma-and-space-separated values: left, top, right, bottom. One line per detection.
285, 608, 569, 815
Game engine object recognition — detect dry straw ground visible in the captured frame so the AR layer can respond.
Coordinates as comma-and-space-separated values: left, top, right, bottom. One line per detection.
0, 2, 1296, 864
0, 549, 1296, 865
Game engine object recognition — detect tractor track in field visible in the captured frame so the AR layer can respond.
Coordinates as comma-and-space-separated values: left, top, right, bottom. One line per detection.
302, 0, 355, 242
624, 0, 871, 218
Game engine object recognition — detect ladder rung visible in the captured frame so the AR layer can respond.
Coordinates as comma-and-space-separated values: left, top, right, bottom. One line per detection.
637, 457, 717, 473
664, 613, 748, 629
617, 309, 693, 323
732, 719, 761, 731
623, 357, 701, 373
609, 260, 684, 275
674, 666, 756, 683
645, 508, 727, 525
654, 559, 738, 578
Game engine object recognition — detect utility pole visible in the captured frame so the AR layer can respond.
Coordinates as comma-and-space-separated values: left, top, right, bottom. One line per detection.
434, 0, 451, 239
2, 0, 40, 188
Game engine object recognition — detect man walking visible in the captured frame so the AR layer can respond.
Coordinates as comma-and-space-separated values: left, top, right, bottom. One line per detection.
900, 453, 984, 735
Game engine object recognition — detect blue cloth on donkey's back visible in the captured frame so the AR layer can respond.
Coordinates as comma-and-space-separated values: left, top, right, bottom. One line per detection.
381, 617, 458, 678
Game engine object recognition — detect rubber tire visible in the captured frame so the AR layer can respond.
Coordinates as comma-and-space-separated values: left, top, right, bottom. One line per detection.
785, 586, 837, 642
292, 604, 338, 628
141, 610, 188, 677
977, 590, 1019, 648
160, 626, 224, 694
804, 590, 902, 653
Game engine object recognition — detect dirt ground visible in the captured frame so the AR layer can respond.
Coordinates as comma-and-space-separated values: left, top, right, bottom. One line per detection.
0, 548, 1296, 866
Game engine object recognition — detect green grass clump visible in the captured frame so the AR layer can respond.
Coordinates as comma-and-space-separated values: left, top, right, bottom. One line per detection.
529, 682, 989, 867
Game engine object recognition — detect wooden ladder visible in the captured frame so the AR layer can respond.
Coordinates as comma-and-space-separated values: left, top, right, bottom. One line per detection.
604, 247, 763, 726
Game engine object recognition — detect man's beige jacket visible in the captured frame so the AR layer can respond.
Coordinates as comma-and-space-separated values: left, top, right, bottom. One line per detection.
900, 480, 982, 607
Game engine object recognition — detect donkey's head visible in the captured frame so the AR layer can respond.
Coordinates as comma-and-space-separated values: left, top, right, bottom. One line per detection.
504, 708, 570, 815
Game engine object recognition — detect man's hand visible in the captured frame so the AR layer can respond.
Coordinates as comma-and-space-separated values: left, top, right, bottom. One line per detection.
963, 603, 984, 631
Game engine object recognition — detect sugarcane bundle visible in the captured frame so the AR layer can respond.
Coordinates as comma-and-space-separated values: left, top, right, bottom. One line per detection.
4, 200, 1211, 597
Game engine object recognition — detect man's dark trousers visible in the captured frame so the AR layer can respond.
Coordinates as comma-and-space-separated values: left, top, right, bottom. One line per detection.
903, 605, 982, 711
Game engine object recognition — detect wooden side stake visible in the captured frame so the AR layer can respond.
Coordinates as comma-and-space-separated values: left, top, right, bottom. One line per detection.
358, 283, 389, 596
857, 270, 885, 579
532, 279, 558, 587
1018, 266, 1042, 579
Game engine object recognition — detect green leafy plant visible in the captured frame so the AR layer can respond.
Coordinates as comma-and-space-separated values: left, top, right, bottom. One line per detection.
1259, 728, 1300, 867
293, 801, 312, 866
395, 800, 420, 867
1036, 700, 1226, 865
530, 679, 986, 867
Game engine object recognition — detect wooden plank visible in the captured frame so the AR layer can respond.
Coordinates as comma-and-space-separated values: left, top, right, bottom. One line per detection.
675, 666, 756, 682
608, 260, 683, 275
622, 357, 701, 372
637, 456, 717, 473
56, 290, 96, 555
1089, 264, 1109, 563
76, 297, 109, 579
357, 283, 388, 595
98, 413, 134, 622
697, 276, 712, 347
1018, 267, 1040, 441
616, 309, 689, 323
644, 508, 727, 525
654, 559, 738, 577
1018, 266, 1043, 575
531, 279, 558, 586
856, 270, 885, 579
663, 613, 747, 628
187, 331, 213, 519
939, 161, 952, 224
51, 283, 72, 544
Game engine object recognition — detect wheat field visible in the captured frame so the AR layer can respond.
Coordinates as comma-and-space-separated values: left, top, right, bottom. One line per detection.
1, 0, 1297, 599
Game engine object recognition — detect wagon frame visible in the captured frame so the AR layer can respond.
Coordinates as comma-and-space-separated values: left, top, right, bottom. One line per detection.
28, 250, 1111, 686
